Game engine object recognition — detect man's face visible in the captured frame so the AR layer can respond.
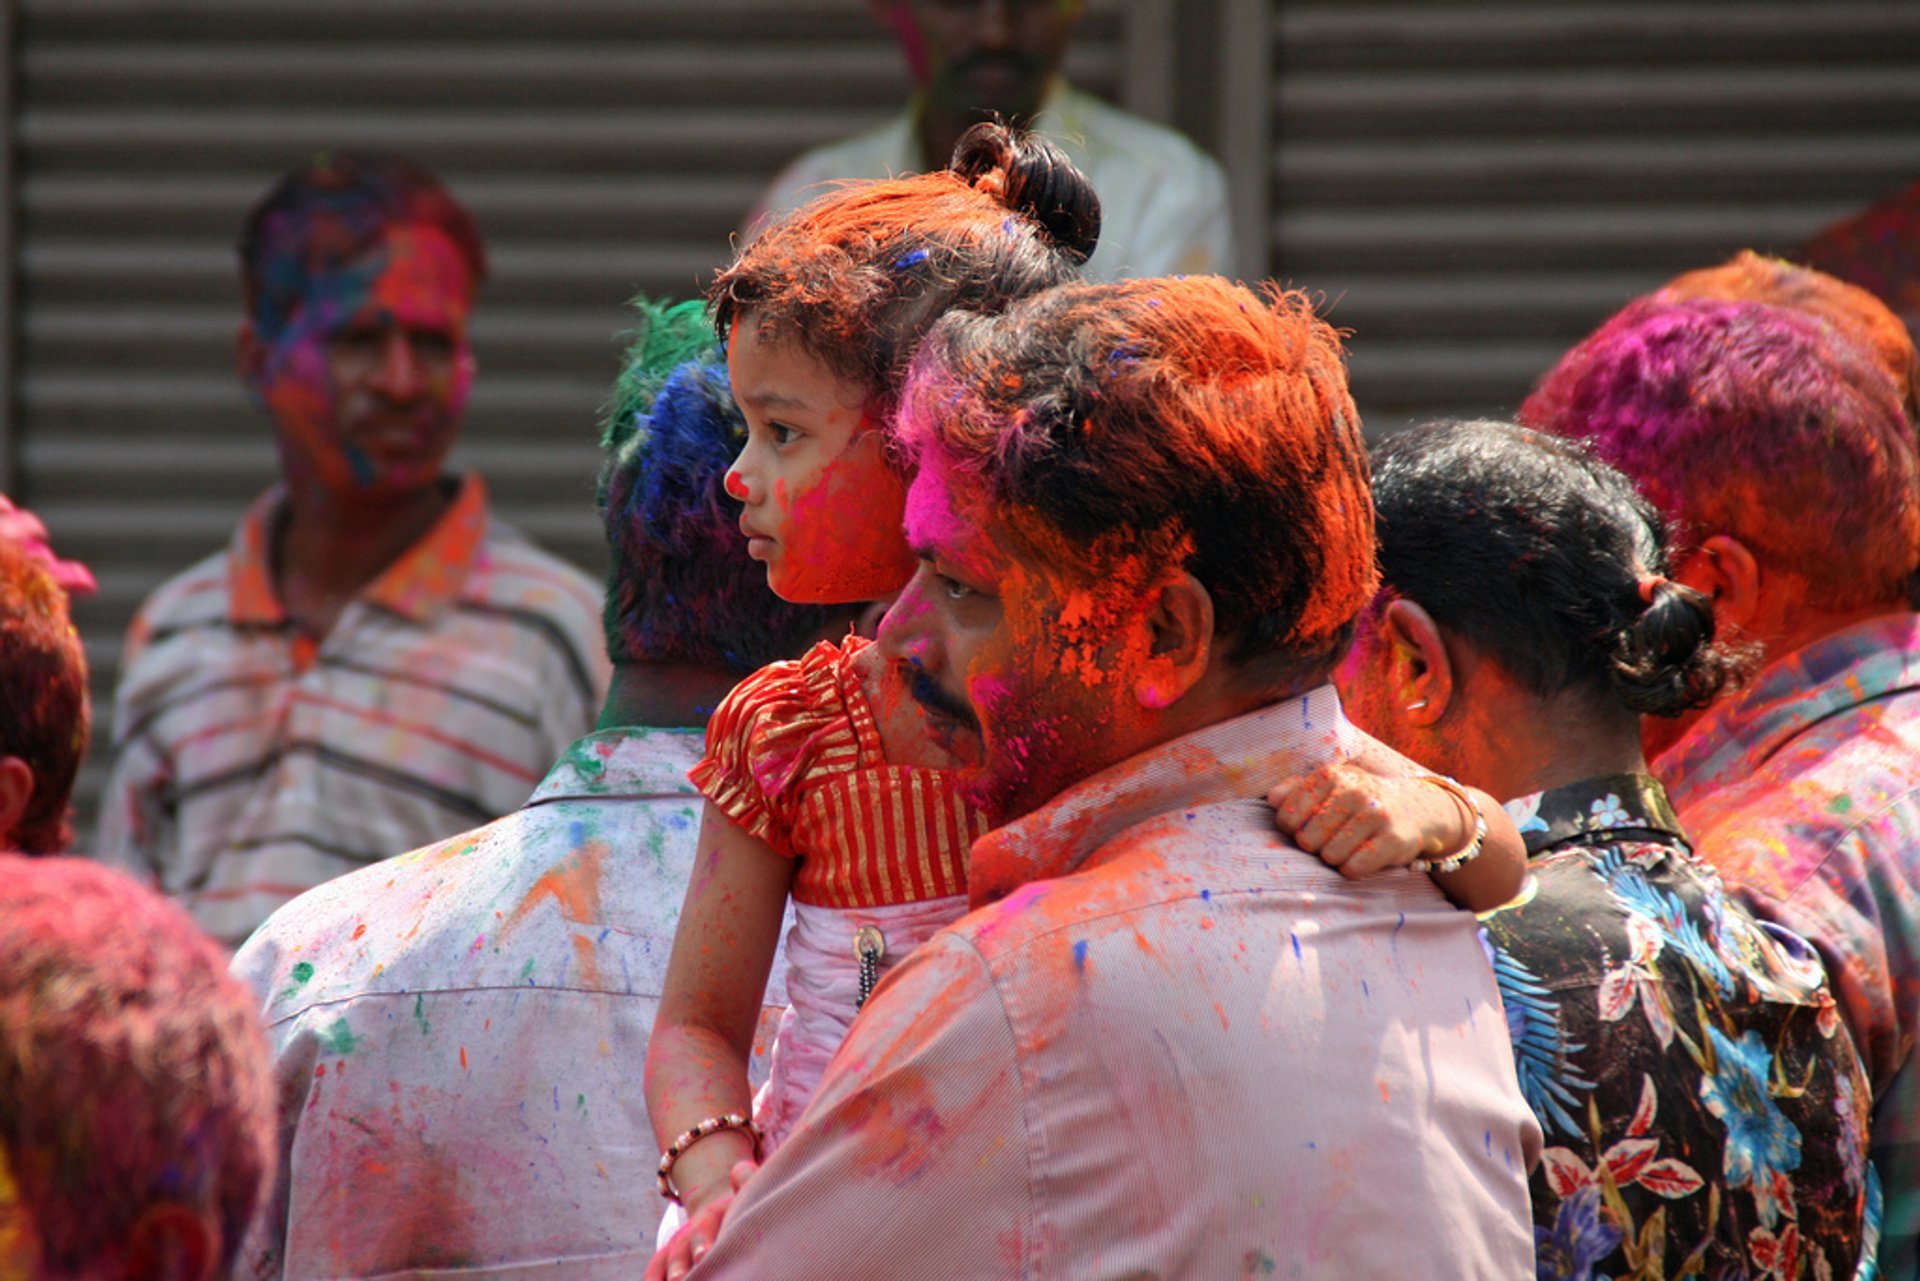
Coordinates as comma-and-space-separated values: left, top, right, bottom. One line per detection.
247, 224, 475, 504
880, 0, 1083, 123
878, 450, 1161, 823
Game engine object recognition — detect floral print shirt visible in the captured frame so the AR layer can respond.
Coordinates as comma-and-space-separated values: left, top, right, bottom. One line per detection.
1487, 773, 1870, 1280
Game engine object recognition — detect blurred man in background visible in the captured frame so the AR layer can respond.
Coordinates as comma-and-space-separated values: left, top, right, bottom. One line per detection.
97, 152, 608, 947
750, 0, 1232, 280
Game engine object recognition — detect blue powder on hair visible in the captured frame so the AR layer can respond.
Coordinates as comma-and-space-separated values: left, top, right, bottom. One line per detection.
893, 248, 929, 271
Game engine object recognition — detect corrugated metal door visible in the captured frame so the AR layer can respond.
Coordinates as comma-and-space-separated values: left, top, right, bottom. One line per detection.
11, 0, 1139, 825
1269, 2, 1920, 432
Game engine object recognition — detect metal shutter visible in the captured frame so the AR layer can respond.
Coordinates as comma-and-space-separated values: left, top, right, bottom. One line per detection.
1269, 2, 1920, 434
11, 0, 1137, 828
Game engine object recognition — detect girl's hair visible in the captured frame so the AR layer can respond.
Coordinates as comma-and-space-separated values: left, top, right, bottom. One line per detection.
1370, 419, 1750, 719
709, 121, 1099, 424
597, 298, 839, 672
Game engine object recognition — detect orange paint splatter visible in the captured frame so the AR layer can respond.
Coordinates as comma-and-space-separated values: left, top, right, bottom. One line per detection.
498, 840, 610, 988
351, 922, 367, 940
459, 1046, 469, 1070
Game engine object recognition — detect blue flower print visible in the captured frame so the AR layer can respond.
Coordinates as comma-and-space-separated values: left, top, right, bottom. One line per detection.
1589, 793, 1632, 829
1700, 1026, 1803, 1227
1486, 936, 1592, 1138
1597, 849, 1734, 997
1506, 791, 1551, 835
1535, 1185, 1624, 1281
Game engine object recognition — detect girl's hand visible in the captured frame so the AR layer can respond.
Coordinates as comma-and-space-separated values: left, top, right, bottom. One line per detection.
647, 1158, 758, 1281
1269, 762, 1527, 912
1269, 763, 1458, 878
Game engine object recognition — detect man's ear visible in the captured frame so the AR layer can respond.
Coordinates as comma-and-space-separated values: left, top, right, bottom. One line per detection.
1673, 534, 1761, 633
1379, 598, 1454, 727
116, 1203, 219, 1281
0, 757, 33, 852
1133, 573, 1213, 710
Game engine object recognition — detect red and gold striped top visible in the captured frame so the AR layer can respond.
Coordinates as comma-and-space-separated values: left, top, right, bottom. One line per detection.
690, 638, 986, 909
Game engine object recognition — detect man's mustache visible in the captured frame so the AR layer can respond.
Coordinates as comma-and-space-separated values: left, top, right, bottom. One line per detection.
903, 663, 980, 732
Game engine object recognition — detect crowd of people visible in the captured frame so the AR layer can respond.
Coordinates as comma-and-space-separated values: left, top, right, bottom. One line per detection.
3, 5, 1918, 1279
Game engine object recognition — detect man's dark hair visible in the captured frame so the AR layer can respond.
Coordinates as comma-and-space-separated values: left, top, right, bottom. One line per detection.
239, 151, 487, 343
0, 541, 88, 853
1371, 420, 1748, 719
598, 300, 839, 672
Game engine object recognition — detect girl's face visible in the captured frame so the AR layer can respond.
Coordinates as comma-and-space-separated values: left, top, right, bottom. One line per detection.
725, 321, 917, 604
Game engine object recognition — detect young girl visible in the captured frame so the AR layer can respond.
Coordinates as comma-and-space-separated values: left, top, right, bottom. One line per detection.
644, 125, 1525, 1280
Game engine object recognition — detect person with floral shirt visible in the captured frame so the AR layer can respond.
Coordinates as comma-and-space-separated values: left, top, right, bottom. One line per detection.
1524, 294, 1920, 1276
1289, 419, 1870, 1278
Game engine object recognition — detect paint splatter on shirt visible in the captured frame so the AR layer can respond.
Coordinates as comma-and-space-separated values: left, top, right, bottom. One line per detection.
96, 475, 609, 946
1659, 614, 1920, 1276
230, 728, 785, 1278
695, 689, 1540, 1277
1485, 772, 1868, 1279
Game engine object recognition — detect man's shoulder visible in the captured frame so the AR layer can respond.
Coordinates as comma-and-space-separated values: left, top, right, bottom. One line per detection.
128, 546, 235, 641
1687, 684, 1920, 861
951, 797, 1381, 961
469, 518, 602, 616
1061, 86, 1224, 176
231, 812, 521, 1010
234, 778, 698, 1015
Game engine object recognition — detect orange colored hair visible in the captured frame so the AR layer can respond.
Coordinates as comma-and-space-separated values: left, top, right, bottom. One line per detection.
902, 276, 1376, 683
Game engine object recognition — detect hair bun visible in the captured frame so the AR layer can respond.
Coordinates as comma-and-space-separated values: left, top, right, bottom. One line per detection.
1609, 578, 1745, 717
949, 121, 1102, 266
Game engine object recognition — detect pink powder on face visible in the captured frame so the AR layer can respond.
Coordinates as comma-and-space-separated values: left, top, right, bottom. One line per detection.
255, 226, 473, 501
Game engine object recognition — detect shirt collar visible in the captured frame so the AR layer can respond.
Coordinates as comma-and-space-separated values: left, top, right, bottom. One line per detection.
968, 684, 1352, 908
526, 727, 705, 805
1501, 772, 1688, 858
227, 474, 488, 627
1659, 613, 1920, 810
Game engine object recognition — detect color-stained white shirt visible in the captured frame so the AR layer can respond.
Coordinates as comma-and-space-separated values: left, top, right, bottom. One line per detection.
694, 688, 1542, 1279
97, 476, 609, 946
232, 728, 783, 1280
751, 80, 1234, 282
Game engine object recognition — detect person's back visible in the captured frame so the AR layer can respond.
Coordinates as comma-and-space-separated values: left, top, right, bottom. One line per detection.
231, 305, 847, 1278
1523, 297, 1920, 1272
231, 729, 717, 1277
1329, 419, 1871, 1277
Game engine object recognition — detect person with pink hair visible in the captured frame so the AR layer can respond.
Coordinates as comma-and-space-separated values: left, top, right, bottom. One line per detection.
1523, 295, 1920, 1274
0, 856, 274, 1280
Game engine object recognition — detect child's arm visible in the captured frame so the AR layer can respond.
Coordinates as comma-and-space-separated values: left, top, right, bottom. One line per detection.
644, 802, 794, 1242
1268, 758, 1527, 911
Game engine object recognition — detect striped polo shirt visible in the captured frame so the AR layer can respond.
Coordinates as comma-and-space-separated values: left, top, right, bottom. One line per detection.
95, 475, 609, 947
